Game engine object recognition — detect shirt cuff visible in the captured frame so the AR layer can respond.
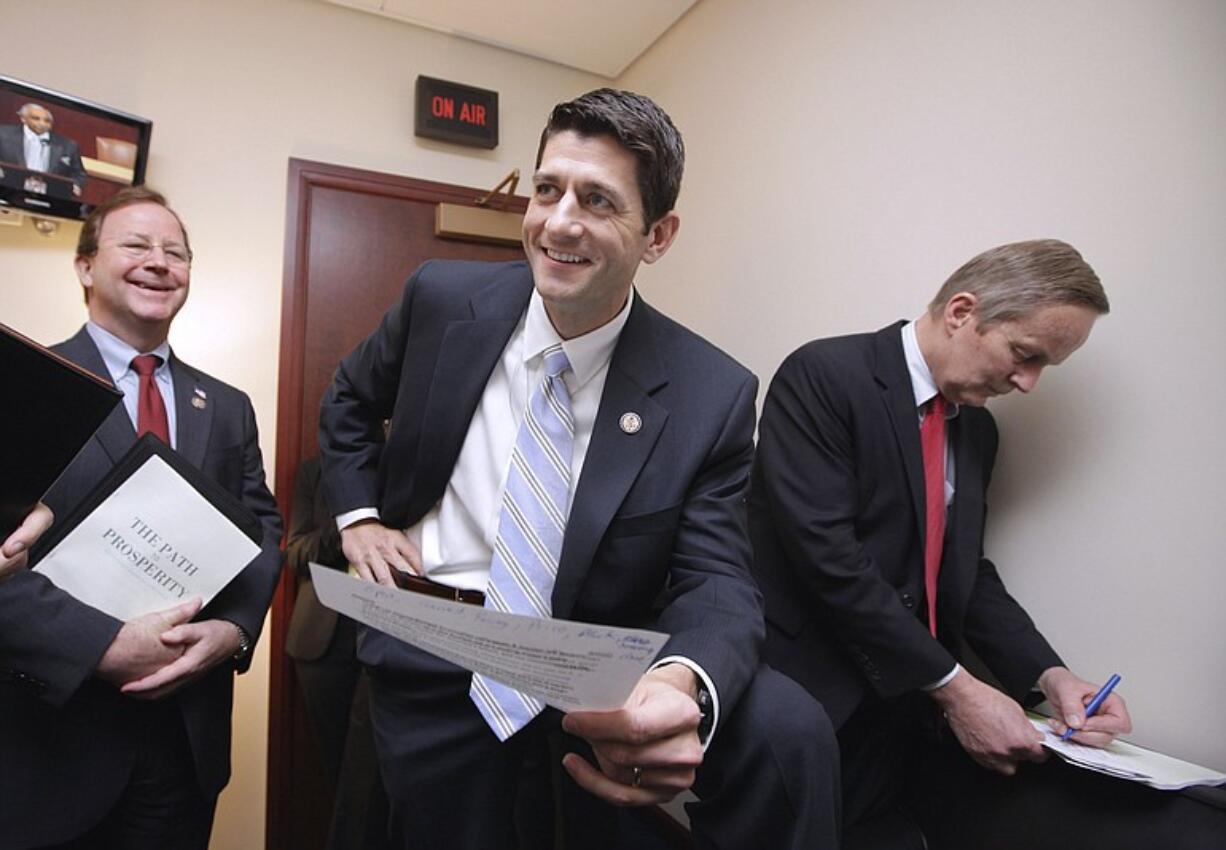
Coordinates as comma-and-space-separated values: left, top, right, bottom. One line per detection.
335, 507, 379, 532
650, 655, 719, 751
922, 662, 961, 692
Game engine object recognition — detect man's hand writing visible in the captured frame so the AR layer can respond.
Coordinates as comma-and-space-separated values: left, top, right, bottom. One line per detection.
560, 664, 704, 806
1038, 666, 1131, 748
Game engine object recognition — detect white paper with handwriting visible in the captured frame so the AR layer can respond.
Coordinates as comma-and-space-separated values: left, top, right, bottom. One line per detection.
311, 563, 669, 712
1028, 716, 1226, 790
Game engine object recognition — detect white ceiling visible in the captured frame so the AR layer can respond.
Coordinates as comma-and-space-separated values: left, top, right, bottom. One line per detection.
324, 0, 698, 78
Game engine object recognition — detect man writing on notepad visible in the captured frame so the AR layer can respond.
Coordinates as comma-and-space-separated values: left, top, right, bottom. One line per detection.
751, 239, 1224, 848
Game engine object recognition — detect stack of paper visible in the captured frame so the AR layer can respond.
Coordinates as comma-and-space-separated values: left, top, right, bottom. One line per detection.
1028, 716, 1226, 791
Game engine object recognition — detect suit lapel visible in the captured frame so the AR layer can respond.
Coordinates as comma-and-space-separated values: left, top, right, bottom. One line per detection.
873, 323, 927, 542
171, 355, 212, 468
411, 268, 532, 509
942, 412, 984, 599
552, 296, 668, 620
58, 327, 136, 464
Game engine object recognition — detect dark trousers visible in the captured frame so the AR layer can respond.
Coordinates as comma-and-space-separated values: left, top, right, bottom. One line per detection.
36, 701, 215, 850
295, 617, 389, 850
369, 646, 840, 850
841, 694, 1226, 850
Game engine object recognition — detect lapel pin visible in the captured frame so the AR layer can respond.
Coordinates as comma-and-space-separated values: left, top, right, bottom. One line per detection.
619, 412, 642, 434
194, 387, 207, 399
191, 396, 207, 410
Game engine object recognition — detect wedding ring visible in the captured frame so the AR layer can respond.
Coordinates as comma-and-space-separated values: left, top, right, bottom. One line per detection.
632, 766, 643, 788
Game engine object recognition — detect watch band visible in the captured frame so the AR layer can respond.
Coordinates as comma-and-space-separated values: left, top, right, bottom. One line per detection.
695, 683, 714, 743
230, 622, 252, 663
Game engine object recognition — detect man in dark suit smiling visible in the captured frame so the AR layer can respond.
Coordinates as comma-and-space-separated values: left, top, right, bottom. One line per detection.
0, 186, 282, 849
319, 89, 837, 849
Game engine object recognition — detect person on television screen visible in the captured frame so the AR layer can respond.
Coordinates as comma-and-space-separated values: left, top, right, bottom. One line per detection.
0, 102, 87, 196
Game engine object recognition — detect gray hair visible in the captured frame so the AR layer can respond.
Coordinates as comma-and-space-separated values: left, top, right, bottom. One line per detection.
928, 239, 1109, 326
17, 103, 52, 120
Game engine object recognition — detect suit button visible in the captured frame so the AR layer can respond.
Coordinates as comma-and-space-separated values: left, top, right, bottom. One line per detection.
901, 593, 916, 609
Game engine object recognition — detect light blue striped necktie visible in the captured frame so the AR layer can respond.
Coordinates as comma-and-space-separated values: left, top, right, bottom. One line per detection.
471, 343, 574, 740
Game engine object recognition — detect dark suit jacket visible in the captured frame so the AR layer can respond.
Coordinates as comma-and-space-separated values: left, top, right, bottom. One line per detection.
0, 327, 283, 848
750, 322, 1062, 730
0, 124, 87, 189
318, 259, 763, 719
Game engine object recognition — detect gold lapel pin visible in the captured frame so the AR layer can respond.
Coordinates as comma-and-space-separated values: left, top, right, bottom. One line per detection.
191, 396, 207, 410
619, 412, 642, 434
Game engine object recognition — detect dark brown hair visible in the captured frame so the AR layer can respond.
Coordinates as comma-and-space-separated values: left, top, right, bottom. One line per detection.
536, 88, 684, 233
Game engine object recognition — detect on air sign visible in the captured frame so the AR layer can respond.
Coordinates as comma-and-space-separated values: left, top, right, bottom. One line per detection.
415, 76, 499, 149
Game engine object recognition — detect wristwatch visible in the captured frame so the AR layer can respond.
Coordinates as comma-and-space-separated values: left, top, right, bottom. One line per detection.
695, 683, 714, 744
230, 622, 252, 664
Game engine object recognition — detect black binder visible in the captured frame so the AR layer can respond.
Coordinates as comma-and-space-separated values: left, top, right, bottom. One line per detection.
1, 322, 123, 538
30, 433, 263, 563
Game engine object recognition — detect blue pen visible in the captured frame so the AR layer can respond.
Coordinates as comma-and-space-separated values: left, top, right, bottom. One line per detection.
1060, 673, 1121, 742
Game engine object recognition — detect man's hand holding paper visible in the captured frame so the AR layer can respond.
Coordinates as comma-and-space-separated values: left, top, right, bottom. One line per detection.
562, 663, 705, 806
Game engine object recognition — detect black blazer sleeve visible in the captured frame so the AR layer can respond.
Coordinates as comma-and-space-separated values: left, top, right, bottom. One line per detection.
754, 344, 958, 697
0, 570, 122, 706
196, 385, 284, 669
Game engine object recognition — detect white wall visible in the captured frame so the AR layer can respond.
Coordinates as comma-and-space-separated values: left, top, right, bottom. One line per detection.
620, 0, 1226, 770
0, 0, 603, 845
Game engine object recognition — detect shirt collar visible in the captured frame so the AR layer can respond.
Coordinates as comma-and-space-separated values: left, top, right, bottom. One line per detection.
22, 124, 49, 143
901, 320, 942, 410
85, 321, 172, 384
523, 288, 633, 389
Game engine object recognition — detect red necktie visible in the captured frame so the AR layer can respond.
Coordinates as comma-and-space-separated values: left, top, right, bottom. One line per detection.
131, 354, 171, 445
920, 394, 947, 637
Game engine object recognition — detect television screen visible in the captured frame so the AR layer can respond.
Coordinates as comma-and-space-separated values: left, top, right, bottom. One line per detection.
0, 75, 151, 222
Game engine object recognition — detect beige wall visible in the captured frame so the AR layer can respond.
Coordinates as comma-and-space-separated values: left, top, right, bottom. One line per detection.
620, 0, 1226, 770
0, 0, 602, 845
3, 0, 1224, 843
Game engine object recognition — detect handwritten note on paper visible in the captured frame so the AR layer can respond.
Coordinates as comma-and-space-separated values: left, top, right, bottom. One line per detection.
1028, 716, 1226, 791
311, 564, 669, 712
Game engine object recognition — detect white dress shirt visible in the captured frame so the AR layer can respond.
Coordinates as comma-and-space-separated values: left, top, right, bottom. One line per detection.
85, 322, 177, 448
22, 124, 50, 172
339, 288, 722, 736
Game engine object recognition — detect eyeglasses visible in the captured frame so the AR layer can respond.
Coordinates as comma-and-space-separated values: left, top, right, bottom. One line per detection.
102, 237, 193, 268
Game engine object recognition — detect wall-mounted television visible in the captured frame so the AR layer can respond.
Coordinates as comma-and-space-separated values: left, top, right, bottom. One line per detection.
0, 74, 152, 222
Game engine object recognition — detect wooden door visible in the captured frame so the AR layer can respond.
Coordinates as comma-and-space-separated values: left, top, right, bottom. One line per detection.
268, 158, 528, 850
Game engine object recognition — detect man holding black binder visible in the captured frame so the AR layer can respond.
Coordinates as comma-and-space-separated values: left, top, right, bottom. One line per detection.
0, 186, 283, 849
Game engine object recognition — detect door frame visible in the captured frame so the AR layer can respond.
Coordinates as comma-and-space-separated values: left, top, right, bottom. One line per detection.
267, 158, 528, 849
